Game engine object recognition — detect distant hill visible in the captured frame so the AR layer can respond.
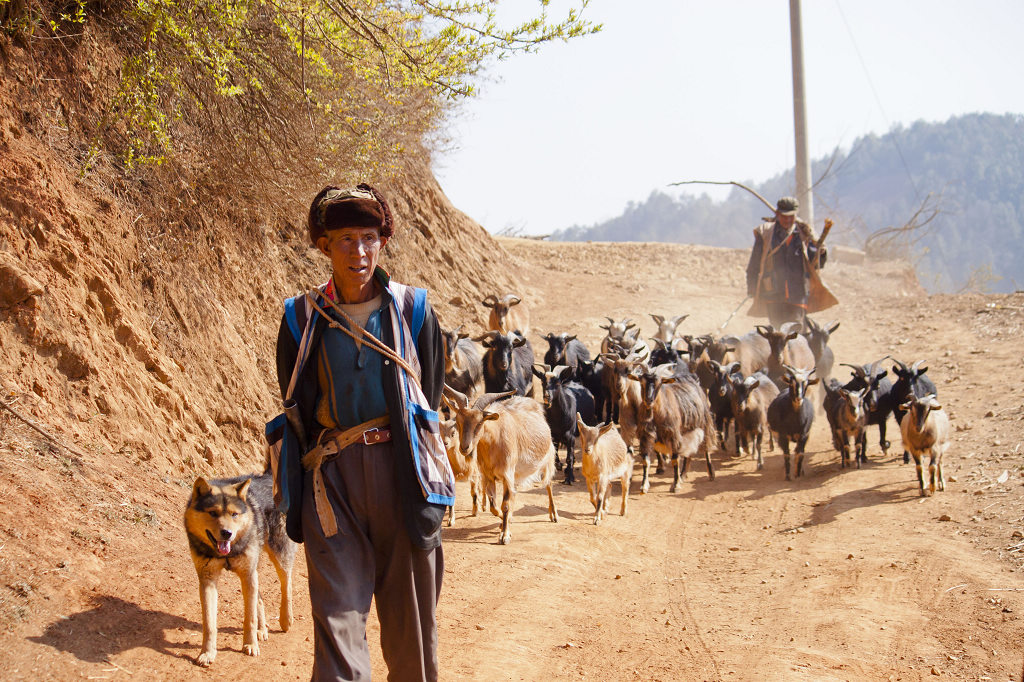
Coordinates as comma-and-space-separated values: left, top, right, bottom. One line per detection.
553, 113, 1024, 293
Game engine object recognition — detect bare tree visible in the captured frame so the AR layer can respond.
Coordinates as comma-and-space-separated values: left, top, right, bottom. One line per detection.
863, 192, 943, 261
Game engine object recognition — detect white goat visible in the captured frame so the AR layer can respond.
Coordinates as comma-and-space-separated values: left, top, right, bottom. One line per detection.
576, 413, 632, 525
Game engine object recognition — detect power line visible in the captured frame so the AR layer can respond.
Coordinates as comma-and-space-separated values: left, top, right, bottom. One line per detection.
835, 0, 921, 201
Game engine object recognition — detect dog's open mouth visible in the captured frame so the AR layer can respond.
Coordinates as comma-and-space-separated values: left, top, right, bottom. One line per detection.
207, 530, 232, 556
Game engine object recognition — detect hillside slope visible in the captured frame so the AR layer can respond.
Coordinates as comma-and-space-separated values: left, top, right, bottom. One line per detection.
0, 35, 521, 643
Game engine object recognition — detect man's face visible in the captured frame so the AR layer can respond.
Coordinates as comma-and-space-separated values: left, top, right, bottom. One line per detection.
778, 213, 796, 230
318, 226, 384, 293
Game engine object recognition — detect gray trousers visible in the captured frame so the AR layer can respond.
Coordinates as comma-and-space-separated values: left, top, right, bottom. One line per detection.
302, 440, 443, 682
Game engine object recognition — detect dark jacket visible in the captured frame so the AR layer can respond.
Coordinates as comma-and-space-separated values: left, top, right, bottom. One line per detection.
275, 268, 446, 550
746, 220, 827, 307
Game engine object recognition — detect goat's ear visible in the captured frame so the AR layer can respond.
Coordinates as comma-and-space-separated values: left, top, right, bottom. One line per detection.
531, 365, 546, 380
918, 365, 929, 375
747, 377, 760, 390
662, 377, 677, 385
598, 324, 610, 331
512, 335, 527, 348
481, 295, 498, 308
598, 423, 616, 438
826, 321, 840, 334
483, 412, 501, 422
627, 374, 640, 382
625, 322, 637, 330
807, 378, 819, 386
785, 331, 799, 342
507, 295, 522, 306
873, 369, 888, 381
900, 399, 914, 412
651, 314, 665, 326
566, 334, 577, 342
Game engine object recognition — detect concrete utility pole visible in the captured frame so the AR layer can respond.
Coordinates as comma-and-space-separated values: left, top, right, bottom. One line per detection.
789, 0, 814, 228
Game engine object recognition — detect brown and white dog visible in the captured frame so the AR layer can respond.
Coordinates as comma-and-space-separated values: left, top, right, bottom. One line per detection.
184, 472, 296, 666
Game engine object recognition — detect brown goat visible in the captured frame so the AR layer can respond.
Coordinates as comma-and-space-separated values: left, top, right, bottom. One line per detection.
899, 394, 950, 497
441, 418, 483, 527
481, 294, 530, 336
445, 388, 557, 544
630, 365, 718, 494
727, 369, 779, 470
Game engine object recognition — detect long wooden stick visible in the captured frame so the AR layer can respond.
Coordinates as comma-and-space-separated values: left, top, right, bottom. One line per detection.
668, 180, 776, 213
0, 396, 91, 459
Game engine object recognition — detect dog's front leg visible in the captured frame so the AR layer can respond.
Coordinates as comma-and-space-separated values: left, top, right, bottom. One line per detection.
239, 566, 261, 656
196, 573, 219, 666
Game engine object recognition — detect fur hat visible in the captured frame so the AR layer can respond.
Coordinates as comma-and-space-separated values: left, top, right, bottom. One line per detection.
307, 183, 394, 246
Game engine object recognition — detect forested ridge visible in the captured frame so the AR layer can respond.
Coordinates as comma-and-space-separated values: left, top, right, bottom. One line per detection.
554, 113, 1024, 293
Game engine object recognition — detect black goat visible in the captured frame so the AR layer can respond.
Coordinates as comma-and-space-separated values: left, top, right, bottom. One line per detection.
706, 360, 739, 453
649, 337, 685, 368
767, 365, 819, 480
539, 332, 591, 380
475, 331, 535, 398
577, 358, 609, 426
889, 359, 938, 464
533, 365, 597, 485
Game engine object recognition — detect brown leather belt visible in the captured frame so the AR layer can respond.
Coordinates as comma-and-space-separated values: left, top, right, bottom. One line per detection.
302, 416, 391, 537
362, 427, 392, 445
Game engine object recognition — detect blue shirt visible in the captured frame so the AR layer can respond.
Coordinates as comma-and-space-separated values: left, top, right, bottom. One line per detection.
314, 295, 391, 432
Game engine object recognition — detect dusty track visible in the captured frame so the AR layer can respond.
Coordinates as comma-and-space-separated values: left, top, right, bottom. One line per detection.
3, 237, 1024, 681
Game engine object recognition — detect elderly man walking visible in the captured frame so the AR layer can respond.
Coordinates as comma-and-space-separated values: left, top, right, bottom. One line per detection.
274, 184, 452, 681
746, 196, 834, 328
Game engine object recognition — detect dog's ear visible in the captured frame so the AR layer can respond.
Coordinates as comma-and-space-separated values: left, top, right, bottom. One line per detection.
235, 478, 252, 502
192, 477, 212, 499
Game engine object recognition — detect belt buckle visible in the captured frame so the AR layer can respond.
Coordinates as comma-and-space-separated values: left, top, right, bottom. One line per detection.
363, 427, 386, 445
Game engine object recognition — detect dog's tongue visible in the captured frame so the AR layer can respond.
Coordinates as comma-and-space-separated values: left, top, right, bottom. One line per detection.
217, 540, 231, 555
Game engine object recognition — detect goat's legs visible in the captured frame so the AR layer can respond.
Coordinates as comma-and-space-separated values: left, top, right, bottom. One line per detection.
911, 451, 927, 496
878, 419, 891, 456
546, 482, 559, 523
669, 454, 681, 493
498, 484, 515, 544
639, 452, 651, 494
795, 436, 809, 477
562, 437, 576, 485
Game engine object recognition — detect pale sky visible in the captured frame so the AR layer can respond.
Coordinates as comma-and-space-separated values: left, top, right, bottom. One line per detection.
432, 0, 1024, 236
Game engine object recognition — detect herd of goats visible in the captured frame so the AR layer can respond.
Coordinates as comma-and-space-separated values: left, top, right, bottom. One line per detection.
438, 294, 949, 544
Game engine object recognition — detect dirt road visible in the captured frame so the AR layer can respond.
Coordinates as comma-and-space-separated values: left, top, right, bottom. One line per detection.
3, 238, 1023, 681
